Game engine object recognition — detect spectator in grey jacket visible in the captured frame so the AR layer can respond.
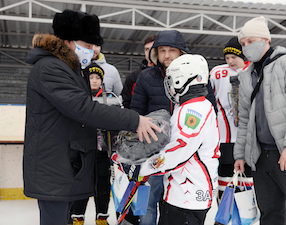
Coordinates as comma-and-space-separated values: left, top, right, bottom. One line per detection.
234, 16, 286, 225
92, 45, 123, 96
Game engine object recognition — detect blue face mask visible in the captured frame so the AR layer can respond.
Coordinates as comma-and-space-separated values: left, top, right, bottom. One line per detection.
73, 41, 94, 69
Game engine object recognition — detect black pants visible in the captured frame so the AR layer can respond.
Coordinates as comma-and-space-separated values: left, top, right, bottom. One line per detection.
252, 149, 286, 225
95, 152, 111, 215
38, 200, 73, 225
71, 151, 111, 217
158, 201, 208, 225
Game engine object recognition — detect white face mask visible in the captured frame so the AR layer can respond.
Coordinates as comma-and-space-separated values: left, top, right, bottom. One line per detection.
242, 40, 266, 62
73, 41, 94, 69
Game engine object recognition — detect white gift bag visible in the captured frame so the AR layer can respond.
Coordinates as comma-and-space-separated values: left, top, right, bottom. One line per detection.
233, 173, 260, 225
111, 168, 130, 211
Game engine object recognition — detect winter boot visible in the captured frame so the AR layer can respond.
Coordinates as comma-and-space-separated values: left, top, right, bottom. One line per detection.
95, 213, 109, 225
71, 214, 85, 225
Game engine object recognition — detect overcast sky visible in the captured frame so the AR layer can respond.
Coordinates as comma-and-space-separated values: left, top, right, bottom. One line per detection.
225, 0, 286, 4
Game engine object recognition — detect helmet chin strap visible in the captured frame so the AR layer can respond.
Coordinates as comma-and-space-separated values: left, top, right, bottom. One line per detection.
174, 74, 198, 94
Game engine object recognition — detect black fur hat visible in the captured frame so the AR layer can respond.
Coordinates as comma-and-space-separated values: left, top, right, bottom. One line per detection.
52, 9, 104, 46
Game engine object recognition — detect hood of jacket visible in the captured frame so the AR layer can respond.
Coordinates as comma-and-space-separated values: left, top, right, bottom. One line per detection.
26, 33, 80, 71
94, 53, 107, 65
149, 30, 191, 65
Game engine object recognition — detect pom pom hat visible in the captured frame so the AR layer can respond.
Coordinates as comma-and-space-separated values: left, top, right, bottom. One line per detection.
238, 16, 271, 42
82, 62, 104, 81
223, 37, 244, 59
52, 9, 104, 45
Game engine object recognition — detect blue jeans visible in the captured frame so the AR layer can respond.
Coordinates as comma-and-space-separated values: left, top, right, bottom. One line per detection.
140, 175, 164, 225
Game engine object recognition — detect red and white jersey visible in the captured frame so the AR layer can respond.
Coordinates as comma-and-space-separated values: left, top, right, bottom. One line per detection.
140, 96, 220, 210
209, 64, 243, 143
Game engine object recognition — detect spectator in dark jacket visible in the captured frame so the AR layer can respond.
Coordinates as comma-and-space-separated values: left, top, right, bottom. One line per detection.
23, 9, 160, 225
122, 34, 157, 108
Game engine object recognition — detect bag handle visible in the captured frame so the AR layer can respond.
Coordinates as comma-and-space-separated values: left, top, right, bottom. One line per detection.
230, 170, 252, 191
232, 170, 239, 186
236, 171, 250, 191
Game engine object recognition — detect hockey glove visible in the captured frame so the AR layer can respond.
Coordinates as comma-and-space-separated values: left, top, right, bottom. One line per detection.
111, 153, 148, 182
122, 163, 139, 181
122, 163, 148, 183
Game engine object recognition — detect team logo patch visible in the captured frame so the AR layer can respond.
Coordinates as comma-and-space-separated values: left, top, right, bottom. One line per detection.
185, 109, 202, 129
197, 75, 202, 82
150, 154, 165, 169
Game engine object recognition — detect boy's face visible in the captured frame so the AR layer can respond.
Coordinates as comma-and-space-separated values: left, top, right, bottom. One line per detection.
89, 74, 102, 91
225, 54, 245, 70
157, 46, 182, 68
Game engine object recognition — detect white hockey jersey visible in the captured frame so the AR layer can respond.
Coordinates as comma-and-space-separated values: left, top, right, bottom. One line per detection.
209, 64, 243, 143
140, 96, 220, 210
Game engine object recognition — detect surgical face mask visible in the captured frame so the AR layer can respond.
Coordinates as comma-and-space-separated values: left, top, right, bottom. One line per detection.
73, 41, 94, 69
242, 40, 266, 62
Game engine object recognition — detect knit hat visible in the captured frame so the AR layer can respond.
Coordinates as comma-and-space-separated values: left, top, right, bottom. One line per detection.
52, 9, 104, 45
223, 37, 244, 59
238, 16, 271, 42
82, 63, 104, 81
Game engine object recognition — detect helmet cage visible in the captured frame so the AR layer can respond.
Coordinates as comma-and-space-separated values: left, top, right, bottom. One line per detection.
164, 75, 178, 103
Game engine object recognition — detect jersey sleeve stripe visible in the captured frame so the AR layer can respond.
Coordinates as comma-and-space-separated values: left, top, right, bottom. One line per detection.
150, 144, 201, 176
165, 175, 173, 202
194, 152, 213, 208
165, 139, 186, 153
217, 98, 231, 142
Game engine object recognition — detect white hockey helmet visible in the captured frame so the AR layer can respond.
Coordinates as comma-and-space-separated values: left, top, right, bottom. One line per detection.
164, 54, 209, 103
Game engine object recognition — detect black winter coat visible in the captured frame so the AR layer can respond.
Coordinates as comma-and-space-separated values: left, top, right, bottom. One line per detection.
23, 34, 139, 201
121, 59, 148, 109
130, 63, 172, 115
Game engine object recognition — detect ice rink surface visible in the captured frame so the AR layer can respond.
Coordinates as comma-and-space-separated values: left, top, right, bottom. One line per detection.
0, 197, 219, 225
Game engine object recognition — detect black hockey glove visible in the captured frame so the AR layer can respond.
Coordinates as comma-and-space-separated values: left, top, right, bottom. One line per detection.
121, 163, 141, 181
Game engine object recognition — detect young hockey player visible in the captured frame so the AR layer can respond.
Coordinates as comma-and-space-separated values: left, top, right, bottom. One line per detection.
136, 54, 220, 225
